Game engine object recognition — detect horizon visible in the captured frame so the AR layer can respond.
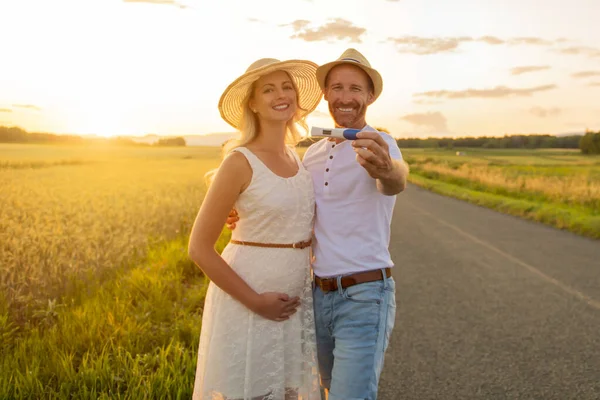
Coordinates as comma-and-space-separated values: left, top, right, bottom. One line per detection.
1, 124, 589, 143
1, 0, 599, 138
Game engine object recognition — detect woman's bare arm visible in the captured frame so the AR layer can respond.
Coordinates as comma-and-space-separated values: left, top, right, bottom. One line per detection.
188, 152, 299, 321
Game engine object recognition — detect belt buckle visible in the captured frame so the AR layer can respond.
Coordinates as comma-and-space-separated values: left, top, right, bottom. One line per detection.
294, 240, 309, 249
293, 241, 304, 249
319, 277, 335, 293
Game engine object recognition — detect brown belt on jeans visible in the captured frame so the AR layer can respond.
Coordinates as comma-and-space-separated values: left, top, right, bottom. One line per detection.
314, 267, 392, 293
230, 239, 312, 249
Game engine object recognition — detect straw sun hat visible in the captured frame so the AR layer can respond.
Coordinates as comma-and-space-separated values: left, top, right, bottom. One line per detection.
218, 58, 323, 130
316, 48, 383, 100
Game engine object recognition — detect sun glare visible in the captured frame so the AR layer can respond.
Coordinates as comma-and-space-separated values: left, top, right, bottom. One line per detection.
0, 0, 598, 136
65, 114, 141, 138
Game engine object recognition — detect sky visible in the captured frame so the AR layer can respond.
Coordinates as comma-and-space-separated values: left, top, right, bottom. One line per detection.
0, 0, 599, 138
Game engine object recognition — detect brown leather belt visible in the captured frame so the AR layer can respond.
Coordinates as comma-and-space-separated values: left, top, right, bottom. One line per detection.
230, 239, 312, 249
314, 267, 392, 293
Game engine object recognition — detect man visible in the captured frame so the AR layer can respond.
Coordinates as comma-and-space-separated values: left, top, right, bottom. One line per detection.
305, 48, 407, 400
229, 48, 408, 399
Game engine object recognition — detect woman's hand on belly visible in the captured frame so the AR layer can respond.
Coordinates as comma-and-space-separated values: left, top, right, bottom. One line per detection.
251, 292, 301, 322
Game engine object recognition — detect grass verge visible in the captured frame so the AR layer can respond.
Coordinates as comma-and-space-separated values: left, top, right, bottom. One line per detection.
408, 173, 600, 240
0, 229, 232, 399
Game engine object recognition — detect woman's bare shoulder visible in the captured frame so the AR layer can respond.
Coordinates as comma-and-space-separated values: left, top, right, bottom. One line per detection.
214, 150, 253, 191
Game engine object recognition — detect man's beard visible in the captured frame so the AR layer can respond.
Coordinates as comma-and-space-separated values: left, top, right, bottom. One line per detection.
328, 101, 367, 128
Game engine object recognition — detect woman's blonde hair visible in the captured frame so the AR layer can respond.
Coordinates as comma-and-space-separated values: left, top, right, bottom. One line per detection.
205, 72, 308, 186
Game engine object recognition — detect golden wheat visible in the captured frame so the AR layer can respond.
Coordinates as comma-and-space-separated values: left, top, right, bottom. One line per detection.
0, 144, 221, 320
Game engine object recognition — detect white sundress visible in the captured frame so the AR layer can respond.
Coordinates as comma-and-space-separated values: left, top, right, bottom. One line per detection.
192, 146, 320, 400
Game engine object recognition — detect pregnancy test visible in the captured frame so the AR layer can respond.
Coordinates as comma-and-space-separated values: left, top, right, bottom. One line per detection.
310, 127, 361, 140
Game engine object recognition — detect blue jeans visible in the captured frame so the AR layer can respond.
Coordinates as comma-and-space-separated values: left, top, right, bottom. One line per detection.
312, 270, 397, 400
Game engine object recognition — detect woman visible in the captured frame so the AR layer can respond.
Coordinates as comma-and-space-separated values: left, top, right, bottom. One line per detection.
188, 58, 323, 400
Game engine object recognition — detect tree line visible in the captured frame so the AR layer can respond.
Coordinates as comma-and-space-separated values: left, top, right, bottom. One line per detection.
395, 134, 583, 150
391, 131, 599, 154
298, 129, 599, 154
2, 125, 599, 154
0, 126, 186, 147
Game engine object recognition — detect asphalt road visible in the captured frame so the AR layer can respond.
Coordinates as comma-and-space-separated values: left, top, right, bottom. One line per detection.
379, 184, 600, 400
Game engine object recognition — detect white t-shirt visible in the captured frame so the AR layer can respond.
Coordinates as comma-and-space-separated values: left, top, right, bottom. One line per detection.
302, 125, 403, 278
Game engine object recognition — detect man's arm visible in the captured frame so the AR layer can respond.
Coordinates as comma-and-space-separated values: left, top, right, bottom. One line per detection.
351, 130, 409, 196
375, 158, 409, 195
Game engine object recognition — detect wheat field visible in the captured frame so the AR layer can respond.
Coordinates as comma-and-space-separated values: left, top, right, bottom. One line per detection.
1, 144, 222, 323
1, 143, 230, 398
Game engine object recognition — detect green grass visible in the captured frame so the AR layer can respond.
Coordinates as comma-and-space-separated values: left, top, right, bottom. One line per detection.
0, 229, 231, 399
403, 148, 600, 239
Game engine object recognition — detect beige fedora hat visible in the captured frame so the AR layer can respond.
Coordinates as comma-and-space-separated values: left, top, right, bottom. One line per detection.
218, 58, 323, 129
316, 48, 383, 100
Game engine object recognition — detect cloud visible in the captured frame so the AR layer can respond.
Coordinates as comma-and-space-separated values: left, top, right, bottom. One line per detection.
414, 84, 557, 99
559, 46, 600, 56
479, 36, 504, 45
0, 108, 12, 113
384, 36, 600, 60
122, 0, 187, 9
507, 37, 553, 46
571, 71, 600, 78
400, 112, 448, 132
556, 46, 600, 59
287, 19, 366, 43
558, 46, 588, 55
529, 107, 561, 118
12, 104, 41, 111
510, 66, 551, 75
282, 19, 310, 31
589, 82, 600, 87
386, 35, 561, 55
387, 36, 473, 54
413, 99, 443, 105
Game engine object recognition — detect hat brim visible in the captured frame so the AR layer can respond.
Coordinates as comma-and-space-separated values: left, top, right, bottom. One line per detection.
316, 61, 383, 100
218, 60, 323, 130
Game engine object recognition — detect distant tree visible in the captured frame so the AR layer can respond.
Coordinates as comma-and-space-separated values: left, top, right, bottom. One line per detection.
556, 135, 581, 149
0, 126, 28, 142
396, 133, 583, 150
108, 137, 139, 146
156, 137, 186, 147
579, 130, 600, 154
0, 125, 85, 144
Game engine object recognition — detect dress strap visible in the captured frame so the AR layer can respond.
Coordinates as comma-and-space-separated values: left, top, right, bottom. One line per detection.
230, 147, 266, 175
